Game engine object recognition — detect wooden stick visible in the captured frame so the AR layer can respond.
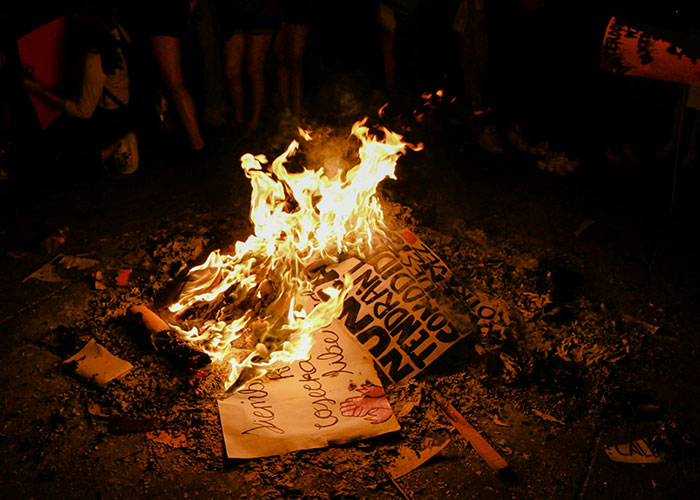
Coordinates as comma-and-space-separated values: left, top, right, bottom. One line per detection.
431, 390, 509, 474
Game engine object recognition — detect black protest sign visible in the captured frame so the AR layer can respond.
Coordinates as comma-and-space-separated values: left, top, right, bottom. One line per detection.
310, 230, 507, 385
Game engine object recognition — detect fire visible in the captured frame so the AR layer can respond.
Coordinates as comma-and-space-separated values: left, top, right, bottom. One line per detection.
167, 118, 421, 390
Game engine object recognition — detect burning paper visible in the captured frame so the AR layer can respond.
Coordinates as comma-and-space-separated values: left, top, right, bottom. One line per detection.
167, 119, 421, 390
218, 320, 399, 459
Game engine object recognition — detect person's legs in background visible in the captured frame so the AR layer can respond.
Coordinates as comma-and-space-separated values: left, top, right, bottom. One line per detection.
245, 33, 274, 131
150, 34, 205, 151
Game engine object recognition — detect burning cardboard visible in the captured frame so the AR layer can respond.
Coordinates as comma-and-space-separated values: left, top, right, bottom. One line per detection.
164, 119, 423, 391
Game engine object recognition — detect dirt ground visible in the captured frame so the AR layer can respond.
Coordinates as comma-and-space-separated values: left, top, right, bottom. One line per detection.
1, 88, 700, 500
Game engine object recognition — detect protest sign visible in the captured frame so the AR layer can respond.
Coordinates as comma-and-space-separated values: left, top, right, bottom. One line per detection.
600, 16, 700, 85
17, 17, 68, 129
310, 230, 506, 385
218, 320, 400, 459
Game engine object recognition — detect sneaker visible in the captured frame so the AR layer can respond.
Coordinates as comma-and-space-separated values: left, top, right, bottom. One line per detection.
112, 132, 138, 175
477, 125, 505, 154
536, 152, 580, 176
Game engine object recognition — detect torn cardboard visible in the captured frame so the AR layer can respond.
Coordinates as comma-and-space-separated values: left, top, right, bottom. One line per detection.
385, 439, 450, 479
63, 339, 133, 386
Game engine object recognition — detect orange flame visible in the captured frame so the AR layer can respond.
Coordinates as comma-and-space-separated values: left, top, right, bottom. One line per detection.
168, 118, 420, 390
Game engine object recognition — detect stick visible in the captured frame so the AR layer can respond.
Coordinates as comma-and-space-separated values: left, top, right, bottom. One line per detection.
431, 390, 509, 474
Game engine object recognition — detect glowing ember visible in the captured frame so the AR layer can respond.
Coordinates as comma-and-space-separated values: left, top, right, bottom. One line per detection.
167, 118, 421, 390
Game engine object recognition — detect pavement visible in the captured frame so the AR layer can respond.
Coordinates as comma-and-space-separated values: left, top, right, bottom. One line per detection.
1, 95, 699, 500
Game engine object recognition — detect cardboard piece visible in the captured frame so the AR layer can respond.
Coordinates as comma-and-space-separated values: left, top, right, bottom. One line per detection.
310, 230, 506, 385
385, 439, 451, 479
601, 17, 700, 85
17, 17, 69, 129
218, 320, 400, 459
605, 438, 664, 464
63, 339, 133, 386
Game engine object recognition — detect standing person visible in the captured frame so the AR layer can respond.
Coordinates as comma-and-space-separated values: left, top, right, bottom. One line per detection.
146, 0, 205, 152
274, 1, 312, 117
22, 0, 138, 174
219, 0, 281, 136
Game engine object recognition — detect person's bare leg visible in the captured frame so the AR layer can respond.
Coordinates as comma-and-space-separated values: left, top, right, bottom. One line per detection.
150, 35, 205, 150
274, 24, 290, 110
287, 24, 309, 116
223, 34, 246, 125
246, 33, 274, 130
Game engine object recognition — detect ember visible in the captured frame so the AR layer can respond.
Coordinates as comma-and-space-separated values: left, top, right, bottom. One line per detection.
166, 119, 421, 390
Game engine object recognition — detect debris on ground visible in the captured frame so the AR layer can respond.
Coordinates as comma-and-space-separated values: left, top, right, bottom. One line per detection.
384, 438, 450, 479
62, 339, 133, 386
605, 438, 664, 464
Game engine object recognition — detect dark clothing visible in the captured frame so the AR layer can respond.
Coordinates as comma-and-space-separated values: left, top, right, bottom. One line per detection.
217, 0, 282, 39
145, 0, 190, 37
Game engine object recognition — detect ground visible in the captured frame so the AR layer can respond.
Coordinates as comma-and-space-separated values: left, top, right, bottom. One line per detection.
1, 93, 699, 500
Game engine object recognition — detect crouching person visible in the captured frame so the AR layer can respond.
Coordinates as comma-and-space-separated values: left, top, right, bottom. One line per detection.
23, 0, 137, 175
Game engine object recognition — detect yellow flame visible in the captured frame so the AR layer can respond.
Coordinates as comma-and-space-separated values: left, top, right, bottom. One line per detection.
167, 118, 419, 390
298, 126, 313, 141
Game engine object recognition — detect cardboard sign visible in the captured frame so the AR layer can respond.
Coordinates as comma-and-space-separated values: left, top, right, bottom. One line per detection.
310, 230, 506, 385
218, 320, 400, 459
17, 16, 68, 129
600, 16, 700, 85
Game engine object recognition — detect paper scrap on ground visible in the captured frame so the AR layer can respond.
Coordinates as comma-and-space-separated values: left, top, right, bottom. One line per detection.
24, 254, 100, 283
310, 230, 508, 385
605, 439, 664, 464
218, 320, 400, 459
385, 439, 450, 479
23, 255, 63, 283
63, 339, 133, 386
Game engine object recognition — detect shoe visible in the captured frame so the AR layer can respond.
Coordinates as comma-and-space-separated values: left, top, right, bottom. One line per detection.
112, 132, 139, 175
477, 125, 505, 154
536, 152, 580, 176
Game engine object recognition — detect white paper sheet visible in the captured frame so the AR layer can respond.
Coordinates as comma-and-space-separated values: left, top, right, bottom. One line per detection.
218, 320, 400, 459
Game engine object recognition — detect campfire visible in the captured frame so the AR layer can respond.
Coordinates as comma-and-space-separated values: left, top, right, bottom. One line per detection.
164, 118, 421, 391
